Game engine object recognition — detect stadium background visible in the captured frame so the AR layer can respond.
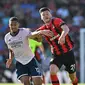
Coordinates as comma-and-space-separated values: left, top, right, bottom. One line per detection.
0, 0, 85, 85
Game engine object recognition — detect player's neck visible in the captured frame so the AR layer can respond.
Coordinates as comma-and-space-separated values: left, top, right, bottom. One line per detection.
45, 20, 52, 26
10, 29, 19, 36
45, 19, 52, 25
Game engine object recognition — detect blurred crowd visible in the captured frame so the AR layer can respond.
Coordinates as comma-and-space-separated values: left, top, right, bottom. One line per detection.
0, 0, 85, 83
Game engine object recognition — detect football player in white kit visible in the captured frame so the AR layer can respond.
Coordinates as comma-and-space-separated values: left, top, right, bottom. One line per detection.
4, 17, 53, 85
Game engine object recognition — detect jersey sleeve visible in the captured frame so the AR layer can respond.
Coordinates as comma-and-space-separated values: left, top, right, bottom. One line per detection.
4, 35, 7, 45
4, 34, 11, 49
54, 18, 66, 27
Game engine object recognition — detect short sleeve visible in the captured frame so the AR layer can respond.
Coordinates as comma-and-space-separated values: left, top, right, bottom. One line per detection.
4, 34, 11, 49
4, 35, 7, 44
53, 18, 66, 27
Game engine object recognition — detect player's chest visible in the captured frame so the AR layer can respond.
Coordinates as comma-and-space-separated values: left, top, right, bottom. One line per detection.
7, 35, 25, 48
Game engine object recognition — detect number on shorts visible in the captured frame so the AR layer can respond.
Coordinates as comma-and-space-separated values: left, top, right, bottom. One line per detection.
70, 64, 75, 71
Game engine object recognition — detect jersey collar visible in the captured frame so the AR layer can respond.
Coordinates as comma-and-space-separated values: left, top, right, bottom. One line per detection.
10, 29, 20, 36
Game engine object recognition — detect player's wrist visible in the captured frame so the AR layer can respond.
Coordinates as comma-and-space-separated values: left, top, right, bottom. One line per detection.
60, 35, 65, 39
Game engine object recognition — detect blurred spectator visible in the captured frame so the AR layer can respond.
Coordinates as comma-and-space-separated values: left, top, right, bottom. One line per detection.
56, 6, 69, 19
72, 10, 84, 26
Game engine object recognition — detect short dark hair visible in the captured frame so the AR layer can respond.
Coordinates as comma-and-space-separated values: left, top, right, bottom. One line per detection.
9, 17, 19, 22
39, 7, 50, 13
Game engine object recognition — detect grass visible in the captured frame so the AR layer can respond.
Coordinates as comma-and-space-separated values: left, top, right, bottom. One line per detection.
0, 83, 85, 85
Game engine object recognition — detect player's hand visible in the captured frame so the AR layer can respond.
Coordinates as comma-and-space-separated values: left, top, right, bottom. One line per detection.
40, 30, 54, 37
34, 35, 42, 42
58, 36, 65, 45
6, 59, 12, 68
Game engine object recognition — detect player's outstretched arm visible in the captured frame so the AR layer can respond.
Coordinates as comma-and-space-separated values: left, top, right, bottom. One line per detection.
28, 30, 53, 42
34, 30, 53, 37
58, 24, 69, 44
29, 31, 42, 42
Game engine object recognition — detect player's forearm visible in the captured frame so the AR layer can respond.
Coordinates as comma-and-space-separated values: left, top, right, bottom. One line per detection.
60, 31, 68, 38
29, 31, 42, 42
60, 25, 69, 38
39, 45, 44, 53
29, 31, 40, 39
9, 49, 14, 61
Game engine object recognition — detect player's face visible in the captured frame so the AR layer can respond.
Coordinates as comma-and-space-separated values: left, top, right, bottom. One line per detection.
9, 21, 19, 33
40, 10, 52, 23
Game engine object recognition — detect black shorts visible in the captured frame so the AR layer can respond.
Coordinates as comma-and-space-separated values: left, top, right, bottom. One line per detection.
16, 58, 41, 79
50, 50, 76, 73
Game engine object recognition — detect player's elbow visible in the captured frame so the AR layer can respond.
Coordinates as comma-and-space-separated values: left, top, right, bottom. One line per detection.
34, 35, 42, 42
62, 25, 70, 33
66, 27, 69, 33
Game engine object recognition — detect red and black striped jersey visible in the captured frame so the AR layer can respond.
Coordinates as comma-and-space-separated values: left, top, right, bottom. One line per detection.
38, 18, 74, 55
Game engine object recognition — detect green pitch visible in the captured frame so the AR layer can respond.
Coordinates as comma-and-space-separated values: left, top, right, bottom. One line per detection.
0, 83, 85, 85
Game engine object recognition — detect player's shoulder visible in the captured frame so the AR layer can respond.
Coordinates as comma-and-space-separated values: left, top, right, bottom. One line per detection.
52, 17, 64, 25
4, 32, 10, 38
19, 28, 26, 31
19, 28, 30, 31
53, 17, 62, 21
4, 32, 10, 42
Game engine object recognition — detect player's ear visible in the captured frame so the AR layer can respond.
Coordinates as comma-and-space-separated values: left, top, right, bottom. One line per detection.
9, 24, 10, 27
17, 22, 20, 27
40, 15, 42, 20
9, 21, 11, 27
41, 16, 43, 21
39, 13, 42, 20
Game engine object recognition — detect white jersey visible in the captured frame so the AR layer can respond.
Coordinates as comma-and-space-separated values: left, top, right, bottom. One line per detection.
4, 28, 34, 65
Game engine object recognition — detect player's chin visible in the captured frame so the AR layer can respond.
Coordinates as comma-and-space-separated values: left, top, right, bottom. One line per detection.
47, 19, 50, 22
44, 19, 50, 23
12, 29, 17, 32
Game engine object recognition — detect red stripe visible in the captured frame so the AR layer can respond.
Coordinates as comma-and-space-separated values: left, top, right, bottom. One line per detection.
52, 41, 61, 55
45, 37, 52, 45
66, 35, 73, 49
50, 75, 60, 85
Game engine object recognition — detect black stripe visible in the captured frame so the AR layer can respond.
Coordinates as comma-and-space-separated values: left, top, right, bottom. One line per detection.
65, 38, 70, 51
54, 39, 64, 54
68, 35, 74, 46
73, 83, 78, 85
54, 50, 57, 56
46, 37, 52, 44
60, 22, 66, 27
52, 81, 59, 83
66, 35, 74, 49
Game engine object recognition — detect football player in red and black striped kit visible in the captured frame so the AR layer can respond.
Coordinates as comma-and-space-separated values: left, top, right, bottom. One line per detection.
37, 7, 78, 85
